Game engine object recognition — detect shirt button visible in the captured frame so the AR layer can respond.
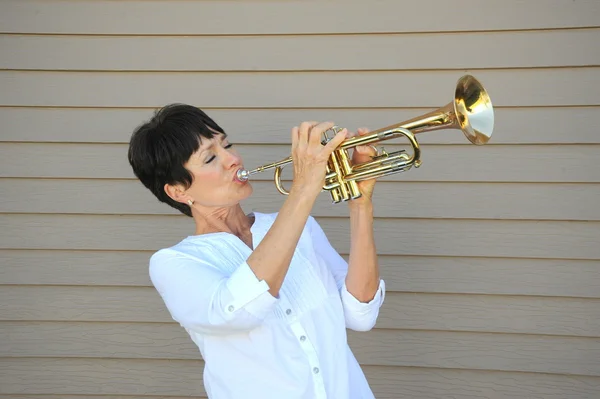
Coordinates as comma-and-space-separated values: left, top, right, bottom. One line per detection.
286, 309, 292, 315
227, 305, 235, 312
313, 367, 320, 374
300, 335, 306, 342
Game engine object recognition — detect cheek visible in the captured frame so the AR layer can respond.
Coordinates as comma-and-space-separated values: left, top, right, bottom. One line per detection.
192, 169, 220, 190
187, 167, 229, 201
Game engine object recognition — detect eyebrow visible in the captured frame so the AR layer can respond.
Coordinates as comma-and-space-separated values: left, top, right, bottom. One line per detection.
198, 132, 228, 156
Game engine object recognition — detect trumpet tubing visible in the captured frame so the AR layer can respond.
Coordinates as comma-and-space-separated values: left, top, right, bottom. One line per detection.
236, 74, 494, 204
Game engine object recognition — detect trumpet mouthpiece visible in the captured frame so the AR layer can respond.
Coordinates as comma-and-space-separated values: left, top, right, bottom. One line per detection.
236, 169, 251, 182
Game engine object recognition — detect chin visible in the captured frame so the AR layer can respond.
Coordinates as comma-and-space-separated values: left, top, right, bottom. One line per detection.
239, 182, 254, 200
224, 182, 253, 204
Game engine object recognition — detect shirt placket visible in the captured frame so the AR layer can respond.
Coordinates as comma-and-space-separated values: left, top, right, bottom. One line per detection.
278, 297, 327, 399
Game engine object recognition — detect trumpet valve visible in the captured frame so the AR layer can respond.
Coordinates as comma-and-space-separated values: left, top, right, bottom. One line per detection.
321, 125, 344, 145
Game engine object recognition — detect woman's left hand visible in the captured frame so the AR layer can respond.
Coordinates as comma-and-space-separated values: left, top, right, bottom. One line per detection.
349, 127, 378, 204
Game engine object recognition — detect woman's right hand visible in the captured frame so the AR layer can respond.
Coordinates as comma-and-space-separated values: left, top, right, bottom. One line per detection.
290, 121, 348, 199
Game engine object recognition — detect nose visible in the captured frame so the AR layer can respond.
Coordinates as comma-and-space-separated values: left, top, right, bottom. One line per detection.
220, 146, 242, 169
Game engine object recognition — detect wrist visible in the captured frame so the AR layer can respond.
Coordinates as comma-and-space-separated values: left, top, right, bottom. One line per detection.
349, 197, 373, 215
290, 180, 322, 200
288, 184, 320, 207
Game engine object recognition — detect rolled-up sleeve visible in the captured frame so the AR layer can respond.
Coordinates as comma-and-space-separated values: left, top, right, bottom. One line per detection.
307, 216, 386, 331
149, 249, 278, 335
340, 279, 386, 331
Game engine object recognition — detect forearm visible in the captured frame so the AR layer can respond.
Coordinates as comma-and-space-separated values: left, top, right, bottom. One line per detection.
345, 200, 380, 302
245, 120, 347, 297
246, 186, 317, 297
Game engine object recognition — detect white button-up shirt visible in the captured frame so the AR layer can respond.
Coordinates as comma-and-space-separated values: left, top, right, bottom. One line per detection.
149, 212, 386, 399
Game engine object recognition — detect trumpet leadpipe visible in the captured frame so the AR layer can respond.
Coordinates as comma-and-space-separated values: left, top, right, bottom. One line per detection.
236, 156, 293, 181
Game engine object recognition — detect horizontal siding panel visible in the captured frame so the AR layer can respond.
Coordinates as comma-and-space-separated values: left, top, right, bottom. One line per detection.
2, 287, 599, 336
2, 250, 599, 298
2, 322, 599, 376
1, 69, 598, 108
352, 330, 600, 376
0, 250, 157, 288
2, 143, 598, 183
3, 29, 599, 71
1, 360, 599, 399
2, 214, 598, 259
375, 295, 600, 336
1, 0, 598, 34
2, 179, 599, 221
372, 256, 600, 298
0, 358, 207, 396
2, 107, 598, 145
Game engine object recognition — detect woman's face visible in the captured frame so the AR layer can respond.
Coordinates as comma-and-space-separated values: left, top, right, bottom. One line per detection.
182, 133, 253, 208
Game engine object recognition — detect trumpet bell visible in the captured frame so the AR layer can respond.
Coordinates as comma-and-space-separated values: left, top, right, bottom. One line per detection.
454, 75, 494, 145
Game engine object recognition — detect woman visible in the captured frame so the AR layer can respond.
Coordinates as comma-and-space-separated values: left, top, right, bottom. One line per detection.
127, 104, 386, 399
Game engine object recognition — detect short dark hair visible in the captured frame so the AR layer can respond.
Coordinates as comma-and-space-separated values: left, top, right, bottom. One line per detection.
127, 103, 225, 217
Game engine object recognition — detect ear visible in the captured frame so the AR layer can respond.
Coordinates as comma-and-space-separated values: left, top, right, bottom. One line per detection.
164, 183, 191, 205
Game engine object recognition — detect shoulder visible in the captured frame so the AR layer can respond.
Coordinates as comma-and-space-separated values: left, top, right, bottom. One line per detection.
148, 238, 230, 291
148, 237, 215, 275
149, 243, 190, 276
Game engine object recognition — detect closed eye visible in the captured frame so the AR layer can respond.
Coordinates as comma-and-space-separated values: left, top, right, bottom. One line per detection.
205, 143, 233, 164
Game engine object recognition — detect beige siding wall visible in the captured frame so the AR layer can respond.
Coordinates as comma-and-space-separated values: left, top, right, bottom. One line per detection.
1, 1, 599, 398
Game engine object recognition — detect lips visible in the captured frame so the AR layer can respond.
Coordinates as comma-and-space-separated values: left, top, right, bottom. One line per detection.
233, 168, 244, 183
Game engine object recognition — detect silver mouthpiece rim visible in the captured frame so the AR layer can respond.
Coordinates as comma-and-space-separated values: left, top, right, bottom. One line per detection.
236, 169, 250, 181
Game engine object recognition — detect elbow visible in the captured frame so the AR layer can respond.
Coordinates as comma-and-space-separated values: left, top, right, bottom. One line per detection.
340, 280, 385, 332
345, 279, 381, 304
349, 290, 378, 304
175, 286, 278, 335
345, 312, 380, 332
352, 324, 375, 332
175, 310, 263, 335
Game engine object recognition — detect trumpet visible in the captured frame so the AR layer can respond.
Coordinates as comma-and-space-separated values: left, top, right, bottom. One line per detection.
236, 74, 494, 203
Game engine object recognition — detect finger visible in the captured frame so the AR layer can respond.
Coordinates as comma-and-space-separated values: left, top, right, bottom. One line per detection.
357, 127, 370, 136
322, 128, 347, 154
353, 128, 373, 155
291, 126, 299, 149
309, 121, 336, 145
346, 130, 359, 139
356, 144, 377, 156
298, 121, 318, 145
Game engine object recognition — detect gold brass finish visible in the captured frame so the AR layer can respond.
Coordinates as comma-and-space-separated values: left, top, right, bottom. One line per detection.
236, 75, 494, 203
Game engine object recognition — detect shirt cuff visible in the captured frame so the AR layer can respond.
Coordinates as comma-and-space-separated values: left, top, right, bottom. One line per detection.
224, 261, 279, 319
340, 279, 386, 313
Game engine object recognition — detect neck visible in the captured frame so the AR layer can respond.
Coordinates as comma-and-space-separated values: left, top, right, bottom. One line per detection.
192, 204, 254, 239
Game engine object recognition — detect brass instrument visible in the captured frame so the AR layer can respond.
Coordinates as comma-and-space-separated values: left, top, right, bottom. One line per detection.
236, 74, 494, 203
